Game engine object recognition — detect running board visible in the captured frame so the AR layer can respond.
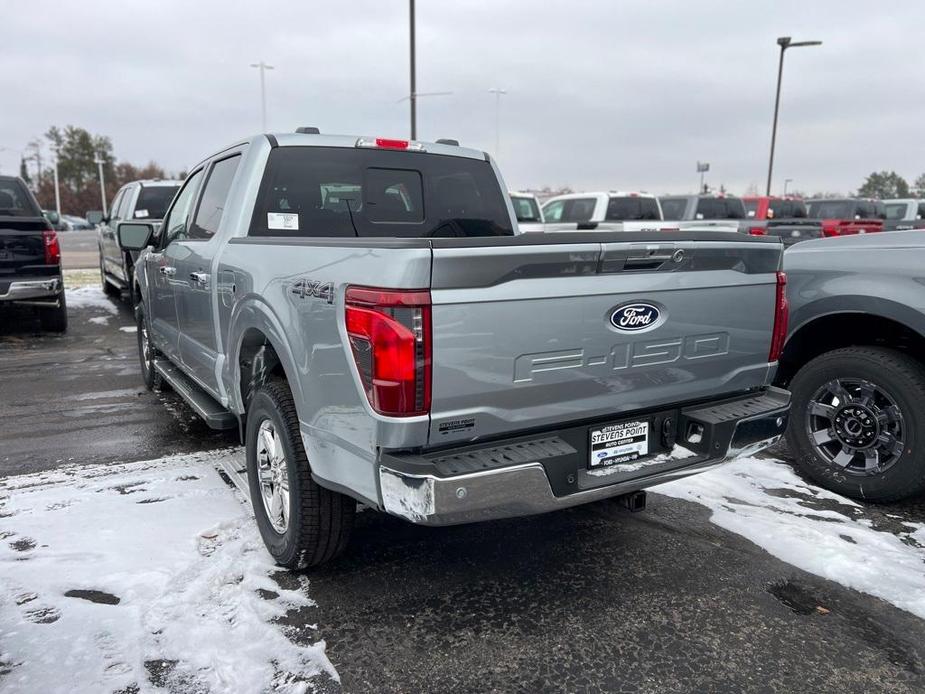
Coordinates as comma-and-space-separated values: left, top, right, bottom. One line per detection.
153, 359, 237, 430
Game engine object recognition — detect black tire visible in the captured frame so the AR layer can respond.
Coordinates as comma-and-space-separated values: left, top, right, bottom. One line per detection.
136, 302, 163, 391
38, 291, 68, 333
786, 346, 925, 502
246, 378, 355, 568
100, 253, 119, 297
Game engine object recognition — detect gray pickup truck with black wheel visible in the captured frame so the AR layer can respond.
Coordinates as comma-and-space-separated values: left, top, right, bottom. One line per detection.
778, 231, 925, 501
118, 130, 791, 567
89, 179, 180, 304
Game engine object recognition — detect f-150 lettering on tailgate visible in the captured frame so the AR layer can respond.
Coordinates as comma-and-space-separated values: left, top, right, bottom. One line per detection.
513, 332, 730, 383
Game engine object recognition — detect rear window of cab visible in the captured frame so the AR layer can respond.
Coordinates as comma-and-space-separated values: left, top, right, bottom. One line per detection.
249, 147, 513, 238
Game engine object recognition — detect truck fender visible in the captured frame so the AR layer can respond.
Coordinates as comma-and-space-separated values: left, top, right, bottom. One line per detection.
226, 297, 305, 419
789, 295, 925, 341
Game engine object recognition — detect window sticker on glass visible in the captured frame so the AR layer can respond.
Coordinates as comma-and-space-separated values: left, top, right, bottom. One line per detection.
134, 209, 149, 218
267, 212, 299, 230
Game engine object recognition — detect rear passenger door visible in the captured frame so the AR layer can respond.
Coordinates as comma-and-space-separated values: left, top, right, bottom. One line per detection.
174, 152, 243, 393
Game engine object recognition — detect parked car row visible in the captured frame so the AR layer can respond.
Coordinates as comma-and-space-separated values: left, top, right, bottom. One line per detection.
510, 190, 925, 245
5, 130, 925, 547
41, 210, 93, 231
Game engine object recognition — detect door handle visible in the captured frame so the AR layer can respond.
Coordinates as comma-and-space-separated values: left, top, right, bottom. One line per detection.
189, 271, 209, 285
159, 266, 176, 276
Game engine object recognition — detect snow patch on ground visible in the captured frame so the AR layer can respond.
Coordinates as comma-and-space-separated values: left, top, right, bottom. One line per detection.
0, 450, 337, 693
656, 456, 925, 619
119, 326, 137, 333
88, 315, 110, 325
65, 286, 119, 315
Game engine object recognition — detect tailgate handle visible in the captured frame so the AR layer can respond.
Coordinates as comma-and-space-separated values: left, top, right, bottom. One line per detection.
624, 254, 672, 271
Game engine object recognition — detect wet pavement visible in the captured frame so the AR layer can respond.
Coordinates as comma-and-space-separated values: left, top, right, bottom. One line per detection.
2, 287, 925, 693
0, 289, 235, 476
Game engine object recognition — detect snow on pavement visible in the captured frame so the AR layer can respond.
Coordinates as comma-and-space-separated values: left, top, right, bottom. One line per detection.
0, 449, 336, 693
65, 286, 119, 315
656, 456, 925, 620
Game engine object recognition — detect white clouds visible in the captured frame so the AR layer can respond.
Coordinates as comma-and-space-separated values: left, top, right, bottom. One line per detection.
4, 0, 923, 195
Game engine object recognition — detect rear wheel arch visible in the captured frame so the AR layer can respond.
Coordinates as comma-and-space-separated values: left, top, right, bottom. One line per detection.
777, 310, 925, 387
235, 327, 295, 416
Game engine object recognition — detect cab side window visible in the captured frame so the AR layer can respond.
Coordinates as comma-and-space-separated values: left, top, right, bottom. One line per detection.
543, 200, 564, 222
161, 170, 204, 246
117, 187, 134, 220
190, 155, 241, 239
563, 198, 596, 223
109, 189, 125, 222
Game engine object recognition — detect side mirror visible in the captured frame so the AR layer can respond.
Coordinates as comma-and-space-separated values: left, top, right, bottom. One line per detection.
44, 211, 60, 225
118, 222, 154, 251
87, 210, 104, 225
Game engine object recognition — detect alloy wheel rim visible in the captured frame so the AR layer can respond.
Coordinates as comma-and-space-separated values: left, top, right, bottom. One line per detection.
255, 419, 290, 533
805, 377, 905, 476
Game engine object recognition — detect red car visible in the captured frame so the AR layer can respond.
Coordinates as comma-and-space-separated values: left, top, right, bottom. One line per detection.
805, 198, 885, 237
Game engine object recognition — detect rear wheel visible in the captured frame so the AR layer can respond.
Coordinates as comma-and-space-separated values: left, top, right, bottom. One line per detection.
246, 378, 355, 568
786, 346, 925, 502
136, 302, 163, 391
38, 291, 67, 333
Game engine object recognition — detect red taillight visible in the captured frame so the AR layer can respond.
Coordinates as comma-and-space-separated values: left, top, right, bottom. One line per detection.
375, 138, 409, 150
43, 229, 61, 265
748, 226, 766, 236
769, 271, 789, 362
345, 286, 431, 416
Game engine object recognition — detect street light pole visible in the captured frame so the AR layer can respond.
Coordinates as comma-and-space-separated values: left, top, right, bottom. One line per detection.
53, 159, 61, 216
249, 61, 275, 132
766, 36, 822, 196
409, 0, 416, 139
94, 155, 107, 216
488, 88, 507, 158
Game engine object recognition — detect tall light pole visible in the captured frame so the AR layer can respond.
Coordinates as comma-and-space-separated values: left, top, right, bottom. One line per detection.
488, 87, 507, 158
766, 36, 822, 195
250, 61, 275, 132
94, 155, 107, 216
52, 158, 61, 216
409, 0, 417, 139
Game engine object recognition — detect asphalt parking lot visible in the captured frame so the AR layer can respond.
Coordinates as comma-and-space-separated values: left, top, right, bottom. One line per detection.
2, 267, 925, 692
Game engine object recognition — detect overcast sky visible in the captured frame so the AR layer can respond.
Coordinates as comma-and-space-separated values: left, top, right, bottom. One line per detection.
3, 1, 923, 195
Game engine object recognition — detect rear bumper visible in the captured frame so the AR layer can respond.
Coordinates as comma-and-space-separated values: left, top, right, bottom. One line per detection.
0, 277, 62, 303
378, 386, 790, 525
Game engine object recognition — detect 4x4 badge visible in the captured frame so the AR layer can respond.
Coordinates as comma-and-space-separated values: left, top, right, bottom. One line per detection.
291, 279, 334, 304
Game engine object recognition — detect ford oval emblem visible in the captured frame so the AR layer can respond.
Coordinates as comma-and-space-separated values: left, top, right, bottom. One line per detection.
610, 303, 661, 332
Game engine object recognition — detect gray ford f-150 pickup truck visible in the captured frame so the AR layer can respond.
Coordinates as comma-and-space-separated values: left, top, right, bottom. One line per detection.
778, 231, 925, 502
119, 130, 791, 567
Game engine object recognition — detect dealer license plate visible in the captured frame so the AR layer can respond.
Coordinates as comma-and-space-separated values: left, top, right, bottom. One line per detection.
589, 420, 649, 469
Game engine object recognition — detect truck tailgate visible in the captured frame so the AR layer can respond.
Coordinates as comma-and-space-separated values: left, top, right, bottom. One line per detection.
0, 218, 53, 292
427, 234, 782, 445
